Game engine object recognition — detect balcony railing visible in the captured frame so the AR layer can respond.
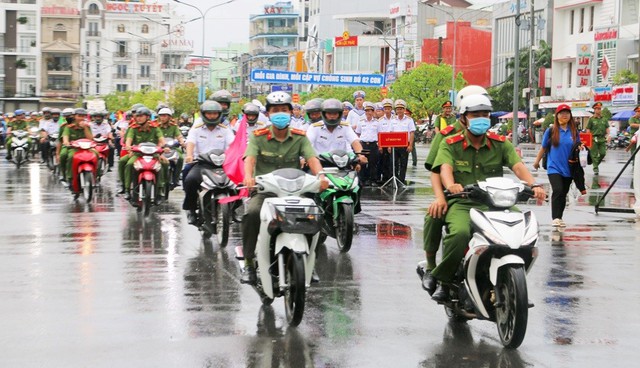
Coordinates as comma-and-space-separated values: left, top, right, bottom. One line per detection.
45, 84, 73, 91
113, 52, 130, 58
47, 64, 73, 72
251, 26, 298, 37
113, 73, 131, 79
137, 74, 155, 79
137, 52, 155, 59
87, 31, 101, 37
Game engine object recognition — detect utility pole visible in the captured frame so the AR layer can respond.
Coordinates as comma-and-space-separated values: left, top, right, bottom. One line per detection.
512, 0, 521, 148
528, 2, 535, 128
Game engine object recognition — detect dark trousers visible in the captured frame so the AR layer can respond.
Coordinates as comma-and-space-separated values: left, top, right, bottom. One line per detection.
394, 147, 409, 183
381, 148, 392, 182
360, 141, 378, 184
182, 162, 208, 211
411, 139, 417, 165
548, 174, 573, 220
242, 192, 277, 261
39, 141, 50, 162
107, 146, 114, 167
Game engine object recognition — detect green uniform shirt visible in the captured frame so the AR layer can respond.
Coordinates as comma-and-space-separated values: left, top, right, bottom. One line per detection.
159, 124, 181, 139
125, 125, 163, 145
8, 119, 28, 131
437, 114, 457, 130
628, 116, 640, 135
432, 132, 522, 187
62, 124, 89, 141
425, 120, 463, 171
245, 126, 317, 176
586, 116, 608, 138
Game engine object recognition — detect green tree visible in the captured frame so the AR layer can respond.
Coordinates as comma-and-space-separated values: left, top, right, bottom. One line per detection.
602, 107, 612, 121
612, 69, 639, 85
390, 63, 465, 119
104, 89, 166, 112
104, 91, 135, 112
168, 83, 200, 117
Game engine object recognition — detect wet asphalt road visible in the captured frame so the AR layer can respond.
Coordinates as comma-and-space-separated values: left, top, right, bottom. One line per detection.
1, 145, 639, 368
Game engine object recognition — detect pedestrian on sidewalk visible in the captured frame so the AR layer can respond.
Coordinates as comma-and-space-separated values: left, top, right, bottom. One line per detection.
586, 102, 609, 174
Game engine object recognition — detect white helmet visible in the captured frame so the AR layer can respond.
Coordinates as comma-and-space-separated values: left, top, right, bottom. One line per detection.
456, 85, 490, 107
459, 94, 493, 114
158, 107, 173, 116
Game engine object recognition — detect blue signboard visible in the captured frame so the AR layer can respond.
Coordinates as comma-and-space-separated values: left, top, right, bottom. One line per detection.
271, 84, 293, 93
385, 64, 396, 85
251, 69, 385, 87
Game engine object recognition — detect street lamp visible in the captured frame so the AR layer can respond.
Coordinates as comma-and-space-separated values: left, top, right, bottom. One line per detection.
425, 3, 491, 106
173, 0, 236, 103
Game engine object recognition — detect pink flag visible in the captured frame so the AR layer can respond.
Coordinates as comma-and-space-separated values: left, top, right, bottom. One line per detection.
223, 116, 247, 185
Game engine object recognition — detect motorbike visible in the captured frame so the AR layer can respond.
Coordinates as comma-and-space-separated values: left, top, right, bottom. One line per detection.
130, 142, 163, 217
9, 130, 30, 169
29, 127, 40, 158
46, 133, 60, 172
316, 150, 360, 252
416, 177, 539, 348
195, 149, 238, 247
162, 138, 182, 198
235, 168, 323, 326
69, 139, 99, 201
93, 136, 110, 184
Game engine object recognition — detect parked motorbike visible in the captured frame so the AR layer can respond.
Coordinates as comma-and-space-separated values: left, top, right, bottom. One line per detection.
9, 130, 30, 169
162, 138, 182, 198
93, 136, 110, 184
46, 133, 59, 172
69, 139, 98, 201
416, 177, 539, 348
129, 142, 163, 217
316, 150, 360, 252
235, 169, 323, 326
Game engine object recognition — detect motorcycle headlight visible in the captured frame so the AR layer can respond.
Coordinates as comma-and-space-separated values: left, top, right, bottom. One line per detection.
77, 141, 93, 150
487, 187, 519, 207
139, 145, 157, 155
332, 154, 349, 169
209, 153, 225, 166
276, 175, 305, 193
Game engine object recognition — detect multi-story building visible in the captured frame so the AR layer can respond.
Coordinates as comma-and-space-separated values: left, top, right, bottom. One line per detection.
0, 0, 40, 112
210, 43, 249, 93
80, 0, 192, 97
250, 1, 299, 72
40, 0, 81, 109
550, 0, 639, 110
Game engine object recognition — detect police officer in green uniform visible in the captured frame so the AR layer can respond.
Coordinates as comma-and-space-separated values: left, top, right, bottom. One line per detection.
117, 107, 166, 200
419, 85, 488, 294
586, 102, 609, 174
429, 94, 545, 302
5, 109, 31, 160
157, 107, 185, 188
628, 105, 640, 136
240, 91, 328, 285
60, 109, 93, 184
436, 101, 456, 133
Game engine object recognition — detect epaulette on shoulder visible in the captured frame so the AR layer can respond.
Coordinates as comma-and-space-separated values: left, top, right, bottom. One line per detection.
340, 122, 350, 126
445, 133, 465, 145
311, 122, 324, 127
487, 132, 506, 142
256, 121, 266, 126
440, 125, 455, 135
291, 128, 306, 136
218, 124, 228, 128
253, 128, 270, 136
192, 122, 204, 129
149, 121, 159, 128
128, 123, 140, 129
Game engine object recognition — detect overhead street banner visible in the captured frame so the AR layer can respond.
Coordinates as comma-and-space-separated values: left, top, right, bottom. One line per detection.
251, 69, 385, 87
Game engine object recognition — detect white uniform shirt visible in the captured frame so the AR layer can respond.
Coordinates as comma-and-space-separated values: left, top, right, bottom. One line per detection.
290, 116, 307, 131
347, 108, 366, 130
356, 117, 381, 142
39, 118, 59, 135
391, 115, 416, 133
377, 115, 394, 133
233, 120, 270, 143
306, 122, 358, 154
187, 124, 235, 157
90, 122, 111, 137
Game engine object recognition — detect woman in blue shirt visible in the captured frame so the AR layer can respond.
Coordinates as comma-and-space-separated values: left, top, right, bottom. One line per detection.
534, 104, 580, 227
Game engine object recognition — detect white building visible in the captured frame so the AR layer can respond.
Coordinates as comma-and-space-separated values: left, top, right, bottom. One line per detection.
0, 0, 41, 112
80, 0, 192, 96
550, 0, 639, 109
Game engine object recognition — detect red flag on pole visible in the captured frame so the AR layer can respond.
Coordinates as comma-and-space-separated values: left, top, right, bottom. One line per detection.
223, 116, 250, 201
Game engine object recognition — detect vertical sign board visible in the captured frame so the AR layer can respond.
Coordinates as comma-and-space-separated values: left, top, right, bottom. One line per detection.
576, 44, 591, 87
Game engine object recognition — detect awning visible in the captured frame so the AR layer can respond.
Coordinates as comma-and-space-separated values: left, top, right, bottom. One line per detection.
498, 111, 527, 119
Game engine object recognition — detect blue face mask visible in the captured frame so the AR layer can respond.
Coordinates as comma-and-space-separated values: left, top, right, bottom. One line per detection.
468, 117, 491, 136
270, 112, 291, 129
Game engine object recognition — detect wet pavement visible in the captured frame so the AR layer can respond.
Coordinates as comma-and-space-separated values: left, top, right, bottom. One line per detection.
1, 145, 639, 367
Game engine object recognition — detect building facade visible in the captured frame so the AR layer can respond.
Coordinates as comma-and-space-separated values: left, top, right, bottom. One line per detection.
0, 0, 41, 112
250, 1, 299, 72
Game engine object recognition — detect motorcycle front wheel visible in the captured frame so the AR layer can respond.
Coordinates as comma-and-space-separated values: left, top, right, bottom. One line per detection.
284, 252, 306, 326
495, 266, 528, 348
141, 180, 153, 217
81, 171, 93, 202
14, 150, 22, 169
216, 201, 230, 248
335, 203, 354, 252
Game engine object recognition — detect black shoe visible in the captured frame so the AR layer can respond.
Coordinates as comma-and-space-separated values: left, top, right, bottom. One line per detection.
241, 265, 257, 285
431, 284, 449, 304
421, 271, 437, 296
107, 166, 113, 172
311, 268, 320, 284
186, 210, 198, 225
123, 191, 131, 201
117, 187, 126, 195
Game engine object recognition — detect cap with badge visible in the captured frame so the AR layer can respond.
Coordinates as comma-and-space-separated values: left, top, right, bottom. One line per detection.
353, 90, 366, 99
375, 102, 384, 111
592, 102, 603, 108
442, 101, 453, 108
634, 105, 640, 112
363, 102, 375, 111
382, 98, 393, 107
394, 99, 407, 109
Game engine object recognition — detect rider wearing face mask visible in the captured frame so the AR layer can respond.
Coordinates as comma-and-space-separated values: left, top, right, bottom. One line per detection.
428, 94, 546, 303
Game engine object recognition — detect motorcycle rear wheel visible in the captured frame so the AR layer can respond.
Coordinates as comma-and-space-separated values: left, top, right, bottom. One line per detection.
284, 252, 306, 326
495, 266, 528, 348
81, 171, 93, 202
335, 203, 353, 252
216, 201, 230, 248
